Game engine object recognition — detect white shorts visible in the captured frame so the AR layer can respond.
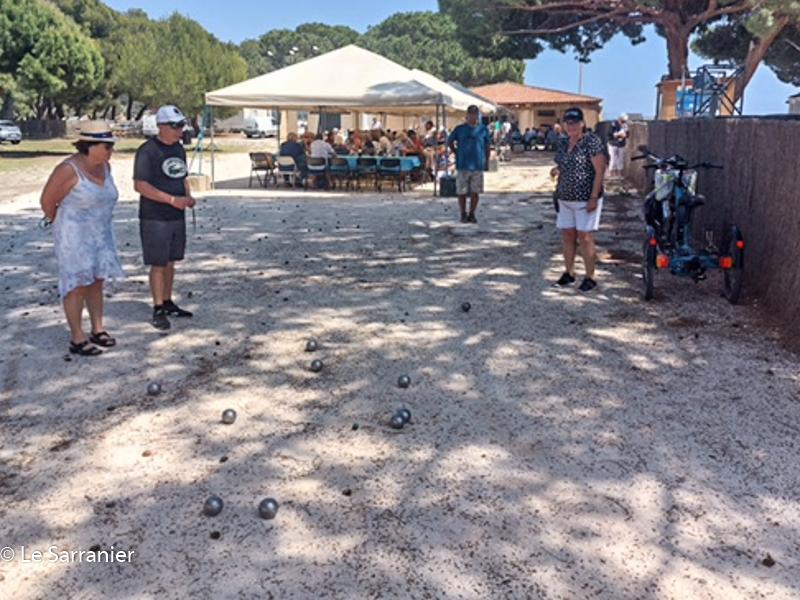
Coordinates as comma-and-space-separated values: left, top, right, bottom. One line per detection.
556, 198, 603, 232
456, 170, 484, 195
608, 144, 625, 171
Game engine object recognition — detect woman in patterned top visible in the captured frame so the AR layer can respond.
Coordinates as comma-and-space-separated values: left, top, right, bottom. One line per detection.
40, 121, 125, 356
550, 107, 607, 292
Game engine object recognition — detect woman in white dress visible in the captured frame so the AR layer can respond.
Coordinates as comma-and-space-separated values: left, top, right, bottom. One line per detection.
40, 121, 125, 356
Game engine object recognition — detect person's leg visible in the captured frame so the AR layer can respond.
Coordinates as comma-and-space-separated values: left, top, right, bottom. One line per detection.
63, 286, 89, 343
163, 262, 175, 303
469, 193, 479, 215
562, 228, 578, 276
578, 231, 596, 278
149, 266, 166, 305
85, 279, 105, 334
458, 195, 467, 217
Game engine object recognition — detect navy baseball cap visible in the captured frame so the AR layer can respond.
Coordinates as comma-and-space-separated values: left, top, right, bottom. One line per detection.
562, 107, 584, 122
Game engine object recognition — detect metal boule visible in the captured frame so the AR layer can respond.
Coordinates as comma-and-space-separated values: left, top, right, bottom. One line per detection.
203, 495, 224, 517
221, 409, 237, 425
397, 374, 411, 388
310, 359, 324, 372
398, 408, 412, 424
390, 413, 405, 430
305, 339, 318, 352
461, 302, 471, 312
147, 382, 162, 396
258, 498, 279, 520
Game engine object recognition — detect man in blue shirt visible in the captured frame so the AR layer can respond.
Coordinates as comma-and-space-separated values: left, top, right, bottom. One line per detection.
448, 105, 491, 223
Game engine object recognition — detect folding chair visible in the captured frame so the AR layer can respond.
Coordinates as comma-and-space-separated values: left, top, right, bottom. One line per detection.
355, 157, 378, 190
307, 156, 329, 189
329, 157, 352, 190
277, 156, 304, 188
249, 152, 275, 188
377, 157, 404, 192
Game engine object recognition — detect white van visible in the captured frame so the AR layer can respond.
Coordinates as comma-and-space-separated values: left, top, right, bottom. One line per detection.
243, 115, 278, 138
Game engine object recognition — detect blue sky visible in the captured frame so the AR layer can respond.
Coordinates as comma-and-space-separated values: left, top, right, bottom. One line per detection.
105, 0, 797, 118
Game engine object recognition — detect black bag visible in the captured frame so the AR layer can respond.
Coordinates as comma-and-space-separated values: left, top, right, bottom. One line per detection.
439, 175, 457, 197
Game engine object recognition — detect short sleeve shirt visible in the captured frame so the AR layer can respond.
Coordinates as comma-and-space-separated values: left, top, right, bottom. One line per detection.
554, 132, 605, 204
609, 121, 628, 148
134, 138, 188, 221
448, 123, 490, 172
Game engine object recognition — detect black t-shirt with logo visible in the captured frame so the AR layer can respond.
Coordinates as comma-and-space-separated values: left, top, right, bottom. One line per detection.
134, 138, 188, 221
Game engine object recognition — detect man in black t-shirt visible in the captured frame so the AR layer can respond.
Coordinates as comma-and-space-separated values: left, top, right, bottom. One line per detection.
134, 104, 196, 331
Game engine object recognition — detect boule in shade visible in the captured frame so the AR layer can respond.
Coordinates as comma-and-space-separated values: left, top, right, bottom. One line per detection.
310, 359, 324, 372
398, 408, 412, 424
203, 495, 224, 517
305, 339, 318, 352
461, 302, 471, 312
258, 498, 279, 519
221, 409, 237, 425
147, 382, 162, 396
397, 374, 411, 388
390, 413, 405, 430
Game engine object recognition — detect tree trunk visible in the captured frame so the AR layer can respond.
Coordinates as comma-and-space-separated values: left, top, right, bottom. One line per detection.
664, 25, 691, 80
126, 95, 134, 121
134, 104, 147, 121
733, 17, 789, 104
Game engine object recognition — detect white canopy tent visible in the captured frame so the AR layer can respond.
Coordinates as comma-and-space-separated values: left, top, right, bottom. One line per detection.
203, 45, 493, 192
206, 45, 451, 113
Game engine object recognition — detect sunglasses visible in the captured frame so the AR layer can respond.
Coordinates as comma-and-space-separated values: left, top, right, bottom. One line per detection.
165, 121, 186, 130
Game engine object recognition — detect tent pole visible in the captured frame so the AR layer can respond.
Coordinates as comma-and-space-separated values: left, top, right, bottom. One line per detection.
210, 105, 215, 189
433, 103, 440, 198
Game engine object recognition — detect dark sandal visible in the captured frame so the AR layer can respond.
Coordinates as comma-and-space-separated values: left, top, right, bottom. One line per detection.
69, 340, 103, 356
89, 331, 116, 347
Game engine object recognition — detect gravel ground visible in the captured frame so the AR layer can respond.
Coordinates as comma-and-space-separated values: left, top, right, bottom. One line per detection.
0, 153, 798, 599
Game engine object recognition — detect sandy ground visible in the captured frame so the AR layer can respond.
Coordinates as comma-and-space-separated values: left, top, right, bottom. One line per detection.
1, 149, 799, 599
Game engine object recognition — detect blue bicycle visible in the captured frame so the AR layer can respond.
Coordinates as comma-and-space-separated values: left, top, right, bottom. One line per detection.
634, 145, 744, 304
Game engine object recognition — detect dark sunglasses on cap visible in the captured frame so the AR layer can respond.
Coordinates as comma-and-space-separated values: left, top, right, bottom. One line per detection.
165, 121, 186, 130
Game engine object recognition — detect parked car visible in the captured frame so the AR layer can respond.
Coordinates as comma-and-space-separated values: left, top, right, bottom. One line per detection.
0, 120, 22, 144
112, 121, 142, 137
243, 115, 278, 138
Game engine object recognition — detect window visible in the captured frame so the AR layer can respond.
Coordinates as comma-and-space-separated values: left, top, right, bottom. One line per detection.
537, 110, 556, 117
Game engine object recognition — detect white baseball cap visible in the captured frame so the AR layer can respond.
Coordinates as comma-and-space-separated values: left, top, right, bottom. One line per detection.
156, 105, 187, 125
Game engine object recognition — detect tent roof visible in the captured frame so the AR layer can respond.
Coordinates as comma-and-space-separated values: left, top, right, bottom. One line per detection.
205, 45, 453, 113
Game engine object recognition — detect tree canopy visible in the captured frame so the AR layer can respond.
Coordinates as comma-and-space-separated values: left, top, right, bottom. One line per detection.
0, 0, 105, 118
439, 0, 799, 101
238, 13, 525, 86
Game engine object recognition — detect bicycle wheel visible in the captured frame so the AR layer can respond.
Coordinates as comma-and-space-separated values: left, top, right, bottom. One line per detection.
723, 226, 744, 304
642, 237, 656, 301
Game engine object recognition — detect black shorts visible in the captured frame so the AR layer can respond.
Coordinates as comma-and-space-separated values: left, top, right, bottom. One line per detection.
140, 219, 186, 266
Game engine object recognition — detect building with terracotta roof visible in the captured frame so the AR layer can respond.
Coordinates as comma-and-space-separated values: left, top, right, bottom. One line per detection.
470, 81, 603, 130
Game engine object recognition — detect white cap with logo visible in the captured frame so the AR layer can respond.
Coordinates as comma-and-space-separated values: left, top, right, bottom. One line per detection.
156, 105, 187, 125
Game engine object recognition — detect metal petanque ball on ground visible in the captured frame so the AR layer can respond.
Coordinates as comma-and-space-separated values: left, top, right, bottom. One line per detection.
397, 374, 411, 389
390, 413, 405, 430
398, 408, 412, 424
310, 359, 324, 373
258, 498, 279, 520
146, 382, 162, 396
203, 495, 224, 517
221, 409, 237, 425
305, 339, 318, 352
461, 302, 471, 313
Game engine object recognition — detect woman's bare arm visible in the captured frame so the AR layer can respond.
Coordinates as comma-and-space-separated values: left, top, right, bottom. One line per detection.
40, 163, 78, 220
